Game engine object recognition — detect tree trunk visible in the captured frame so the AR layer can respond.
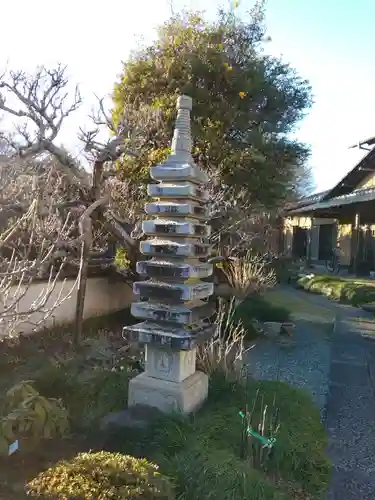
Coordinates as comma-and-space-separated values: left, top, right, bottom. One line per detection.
73, 159, 104, 347
74, 219, 92, 347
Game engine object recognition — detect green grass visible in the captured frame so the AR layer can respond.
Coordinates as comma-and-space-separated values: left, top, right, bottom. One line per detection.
104, 375, 331, 500
169, 448, 288, 500
11, 364, 330, 499
265, 288, 335, 325
0, 307, 331, 499
297, 274, 375, 306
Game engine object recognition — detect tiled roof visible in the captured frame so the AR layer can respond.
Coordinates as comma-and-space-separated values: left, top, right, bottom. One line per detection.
286, 186, 375, 215
284, 190, 330, 211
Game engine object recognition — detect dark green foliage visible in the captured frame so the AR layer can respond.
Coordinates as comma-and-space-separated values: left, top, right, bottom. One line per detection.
34, 363, 77, 401
169, 448, 288, 500
196, 376, 330, 496
34, 364, 134, 430
113, 4, 312, 206
25, 313, 329, 499
268, 256, 295, 283
236, 294, 291, 333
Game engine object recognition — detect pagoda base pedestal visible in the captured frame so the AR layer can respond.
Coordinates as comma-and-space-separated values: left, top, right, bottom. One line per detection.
144, 345, 196, 383
128, 370, 208, 414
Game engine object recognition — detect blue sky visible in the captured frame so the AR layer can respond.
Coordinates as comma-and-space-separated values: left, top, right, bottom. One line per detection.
1, 0, 374, 192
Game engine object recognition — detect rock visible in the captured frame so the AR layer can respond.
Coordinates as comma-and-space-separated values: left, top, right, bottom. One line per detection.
262, 322, 282, 338
100, 404, 164, 432
280, 322, 296, 337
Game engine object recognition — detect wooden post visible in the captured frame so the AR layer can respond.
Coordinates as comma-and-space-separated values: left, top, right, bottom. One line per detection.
352, 212, 360, 275
306, 226, 312, 267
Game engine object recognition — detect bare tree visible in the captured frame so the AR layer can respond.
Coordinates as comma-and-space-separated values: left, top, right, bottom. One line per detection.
207, 168, 279, 258
0, 64, 159, 343
0, 156, 79, 337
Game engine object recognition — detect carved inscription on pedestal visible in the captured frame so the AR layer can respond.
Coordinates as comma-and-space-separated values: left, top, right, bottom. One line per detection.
156, 351, 173, 377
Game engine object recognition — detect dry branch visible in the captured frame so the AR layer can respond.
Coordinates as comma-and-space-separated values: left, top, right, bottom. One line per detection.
0, 186, 79, 337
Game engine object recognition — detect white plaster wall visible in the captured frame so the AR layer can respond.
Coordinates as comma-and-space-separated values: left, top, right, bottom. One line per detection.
1, 277, 134, 336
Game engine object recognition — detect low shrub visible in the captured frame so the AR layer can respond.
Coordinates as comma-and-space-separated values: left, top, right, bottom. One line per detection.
34, 363, 135, 430
191, 377, 330, 497
236, 293, 291, 333
34, 363, 78, 402
0, 381, 69, 454
297, 274, 375, 305
26, 451, 175, 499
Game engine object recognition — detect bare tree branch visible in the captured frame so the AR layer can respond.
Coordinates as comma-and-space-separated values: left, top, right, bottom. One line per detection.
0, 170, 79, 337
0, 65, 81, 147
0, 63, 161, 341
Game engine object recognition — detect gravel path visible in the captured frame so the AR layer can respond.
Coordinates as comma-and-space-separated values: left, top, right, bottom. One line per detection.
246, 287, 375, 500
246, 318, 331, 419
325, 314, 375, 500
246, 288, 333, 417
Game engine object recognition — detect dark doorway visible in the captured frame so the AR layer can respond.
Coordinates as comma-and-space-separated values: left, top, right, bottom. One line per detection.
318, 224, 334, 261
357, 227, 375, 274
363, 228, 375, 269
292, 227, 307, 258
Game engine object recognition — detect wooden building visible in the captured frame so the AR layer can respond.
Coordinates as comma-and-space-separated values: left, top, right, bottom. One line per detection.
282, 139, 375, 274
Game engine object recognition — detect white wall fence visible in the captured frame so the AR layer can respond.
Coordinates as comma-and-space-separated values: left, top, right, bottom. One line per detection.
1, 277, 134, 336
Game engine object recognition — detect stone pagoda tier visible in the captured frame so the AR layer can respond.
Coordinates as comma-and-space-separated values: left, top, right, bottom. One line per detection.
123, 95, 214, 414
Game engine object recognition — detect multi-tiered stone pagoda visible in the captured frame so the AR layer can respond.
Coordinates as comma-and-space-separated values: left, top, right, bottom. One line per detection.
123, 95, 214, 414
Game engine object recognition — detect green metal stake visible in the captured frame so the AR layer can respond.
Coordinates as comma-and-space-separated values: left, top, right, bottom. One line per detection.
238, 411, 277, 448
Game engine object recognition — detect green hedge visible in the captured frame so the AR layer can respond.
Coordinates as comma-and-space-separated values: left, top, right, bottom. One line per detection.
297, 274, 375, 306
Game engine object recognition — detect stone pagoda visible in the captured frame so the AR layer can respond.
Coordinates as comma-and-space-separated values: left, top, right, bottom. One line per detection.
123, 95, 214, 414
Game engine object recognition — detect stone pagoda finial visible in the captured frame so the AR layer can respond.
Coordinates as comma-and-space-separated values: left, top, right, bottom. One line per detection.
171, 94, 192, 159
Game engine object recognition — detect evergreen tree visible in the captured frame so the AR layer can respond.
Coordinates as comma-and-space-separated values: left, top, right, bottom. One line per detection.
113, 3, 312, 207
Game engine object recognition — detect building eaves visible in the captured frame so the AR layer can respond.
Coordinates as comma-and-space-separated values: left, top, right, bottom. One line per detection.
322, 146, 375, 200
284, 190, 330, 211
286, 186, 375, 216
